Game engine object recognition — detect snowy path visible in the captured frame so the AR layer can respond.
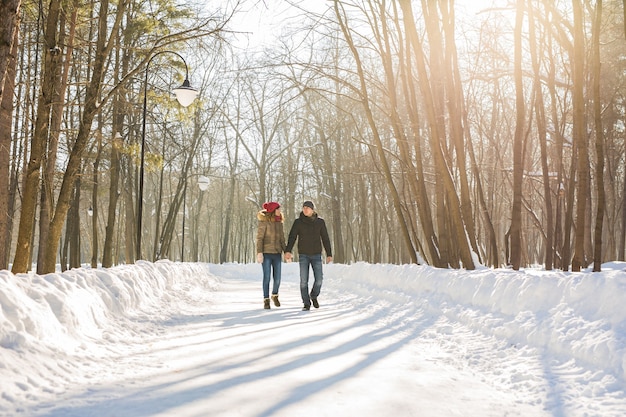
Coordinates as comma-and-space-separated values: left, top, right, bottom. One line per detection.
26, 263, 557, 417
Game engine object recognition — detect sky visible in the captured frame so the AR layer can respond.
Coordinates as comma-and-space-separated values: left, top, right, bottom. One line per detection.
228, 0, 511, 51
1, 260, 625, 416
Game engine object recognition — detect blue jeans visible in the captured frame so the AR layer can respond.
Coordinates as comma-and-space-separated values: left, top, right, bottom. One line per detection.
262, 253, 282, 298
299, 254, 323, 306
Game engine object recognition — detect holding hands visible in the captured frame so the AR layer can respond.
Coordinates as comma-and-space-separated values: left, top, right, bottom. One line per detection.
283, 252, 332, 264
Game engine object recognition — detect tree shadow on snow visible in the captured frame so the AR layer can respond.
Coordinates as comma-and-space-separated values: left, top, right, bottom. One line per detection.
32, 287, 434, 417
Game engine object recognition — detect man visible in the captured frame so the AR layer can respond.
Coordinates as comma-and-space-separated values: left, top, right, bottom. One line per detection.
285, 200, 332, 311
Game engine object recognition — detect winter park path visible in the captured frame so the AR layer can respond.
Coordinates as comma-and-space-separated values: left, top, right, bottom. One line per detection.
6, 262, 626, 417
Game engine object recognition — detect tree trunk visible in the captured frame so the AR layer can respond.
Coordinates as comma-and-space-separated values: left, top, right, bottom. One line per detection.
571, 0, 589, 272
545, 17, 567, 269
398, 13, 441, 266
102, 131, 122, 267
153, 139, 167, 260
124, 169, 136, 263
561, 151, 578, 270
591, 0, 605, 271
465, 123, 499, 267
90, 132, 102, 268
617, 157, 626, 261
103, 4, 134, 267
623, 0, 626, 40
509, 0, 526, 271
37, 7, 75, 273
68, 176, 81, 269
0, 21, 19, 269
0, 0, 21, 105
220, 173, 236, 264
12, 0, 63, 273
528, 2, 554, 270
440, 1, 480, 263
220, 130, 239, 264
157, 112, 201, 260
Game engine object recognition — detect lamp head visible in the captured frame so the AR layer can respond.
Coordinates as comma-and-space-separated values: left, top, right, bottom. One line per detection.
173, 79, 198, 107
198, 175, 210, 191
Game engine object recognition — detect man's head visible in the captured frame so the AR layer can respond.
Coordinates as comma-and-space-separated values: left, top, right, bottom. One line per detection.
302, 200, 315, 216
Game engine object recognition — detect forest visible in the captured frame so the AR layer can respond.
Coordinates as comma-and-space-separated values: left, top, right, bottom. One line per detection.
0, 0, 625, 274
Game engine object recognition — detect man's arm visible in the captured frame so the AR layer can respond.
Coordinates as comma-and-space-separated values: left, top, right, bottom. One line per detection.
320, 219, 332, 258
284, 220, 299, 261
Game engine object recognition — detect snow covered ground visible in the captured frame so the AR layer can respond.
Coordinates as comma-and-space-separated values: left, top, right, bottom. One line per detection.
1, 260, 625, 416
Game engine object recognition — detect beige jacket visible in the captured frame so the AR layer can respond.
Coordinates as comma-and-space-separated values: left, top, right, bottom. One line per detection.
256, 210, 286, 254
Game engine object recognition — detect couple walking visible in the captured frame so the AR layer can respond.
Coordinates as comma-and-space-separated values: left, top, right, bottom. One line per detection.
256, 200, 332, 311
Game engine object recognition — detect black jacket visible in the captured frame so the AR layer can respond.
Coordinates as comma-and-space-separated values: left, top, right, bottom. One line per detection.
285, 212, 332, 256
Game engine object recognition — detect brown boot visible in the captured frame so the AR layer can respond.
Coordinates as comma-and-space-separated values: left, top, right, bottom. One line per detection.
271, 294, 280, 307
263, 298, 270, 309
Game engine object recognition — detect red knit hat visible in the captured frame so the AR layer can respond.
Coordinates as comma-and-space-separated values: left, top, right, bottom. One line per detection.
262, 202, 280, 213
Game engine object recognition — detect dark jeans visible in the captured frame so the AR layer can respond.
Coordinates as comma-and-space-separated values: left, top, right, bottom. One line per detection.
299, 253, 323, 306
262, 253, 282, 298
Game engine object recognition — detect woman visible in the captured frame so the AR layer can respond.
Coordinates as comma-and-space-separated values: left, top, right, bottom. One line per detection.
256, 201, 286, 309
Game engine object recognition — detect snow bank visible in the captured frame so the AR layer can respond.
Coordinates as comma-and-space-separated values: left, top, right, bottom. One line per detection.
0, 260, 216, 410
0, 261, 209, 350
328, 262, 626, 383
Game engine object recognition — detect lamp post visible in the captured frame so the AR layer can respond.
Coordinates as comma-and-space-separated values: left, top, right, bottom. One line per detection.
137, 51, 198, 260
181, 177, 188, 262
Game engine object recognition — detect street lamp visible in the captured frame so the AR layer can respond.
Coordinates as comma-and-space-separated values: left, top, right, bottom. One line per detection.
198, 175, 210, 192
137, 50, 198, 260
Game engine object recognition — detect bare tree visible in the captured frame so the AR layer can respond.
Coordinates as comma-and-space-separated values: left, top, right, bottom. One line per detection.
37, 5, 77, 273
403, 0, 475, 268
591, 0, 605, 271
0, 16, 19, 269
12, 0, 65, 273
509, 0, 526, 271
334, 0, 419, 264
571, 0, 590, 272
528, 0, 555, 270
